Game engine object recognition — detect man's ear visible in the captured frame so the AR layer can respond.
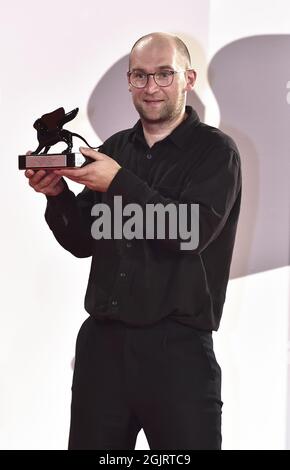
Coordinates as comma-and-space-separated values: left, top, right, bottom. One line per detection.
185, 69, 197, 91
127, 72, 132, 92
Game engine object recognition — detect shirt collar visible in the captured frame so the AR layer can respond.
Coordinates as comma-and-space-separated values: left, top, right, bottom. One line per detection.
129, 105, 200, 149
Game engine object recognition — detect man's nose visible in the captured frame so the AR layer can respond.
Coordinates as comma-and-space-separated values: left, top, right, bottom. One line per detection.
144, 74, 160, 93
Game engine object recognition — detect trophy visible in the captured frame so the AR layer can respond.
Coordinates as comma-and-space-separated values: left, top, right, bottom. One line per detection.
18, 107, 99, 169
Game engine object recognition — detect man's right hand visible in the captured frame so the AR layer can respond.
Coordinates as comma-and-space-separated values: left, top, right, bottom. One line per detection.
24, 151, 65, 196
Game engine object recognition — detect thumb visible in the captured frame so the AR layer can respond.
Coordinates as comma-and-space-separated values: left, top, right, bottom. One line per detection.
79, 146, 104, 160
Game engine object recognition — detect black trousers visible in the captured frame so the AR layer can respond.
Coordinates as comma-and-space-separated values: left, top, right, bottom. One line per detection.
68, 315, 222, 450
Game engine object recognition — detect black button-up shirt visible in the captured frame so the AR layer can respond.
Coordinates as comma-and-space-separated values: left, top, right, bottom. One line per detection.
45, 106, 242, 331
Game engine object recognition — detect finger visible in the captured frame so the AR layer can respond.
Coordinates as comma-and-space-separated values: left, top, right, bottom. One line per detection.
33, 174, 62, 192
79, 146, 105, 160
53, 167, 88, 178
28, 169, 48, 185
41, 174, 62, 190
25, 169, 35, 178
26, 150, 32, 156
28, 170, 50, 189
48, 178, 63, 192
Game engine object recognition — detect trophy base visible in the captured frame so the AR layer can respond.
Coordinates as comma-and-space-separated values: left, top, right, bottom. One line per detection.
18, 152, 93, 170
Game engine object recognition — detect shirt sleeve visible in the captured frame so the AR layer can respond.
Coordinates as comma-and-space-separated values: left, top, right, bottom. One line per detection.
43, 135, 121, 258
107, 145, 242, 254
44, 138, 110, 258
44, 178, 101, 257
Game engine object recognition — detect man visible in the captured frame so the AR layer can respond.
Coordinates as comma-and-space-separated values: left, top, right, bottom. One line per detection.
25, 32, 242, 450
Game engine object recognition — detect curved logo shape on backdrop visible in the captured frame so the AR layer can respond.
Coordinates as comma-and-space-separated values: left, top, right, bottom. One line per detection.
209, 35, 290, 278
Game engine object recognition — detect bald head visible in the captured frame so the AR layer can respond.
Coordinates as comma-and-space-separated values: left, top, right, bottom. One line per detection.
129, 32, 192, 71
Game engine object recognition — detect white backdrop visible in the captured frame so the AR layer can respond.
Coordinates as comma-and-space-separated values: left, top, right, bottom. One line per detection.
0, 0, 289, 449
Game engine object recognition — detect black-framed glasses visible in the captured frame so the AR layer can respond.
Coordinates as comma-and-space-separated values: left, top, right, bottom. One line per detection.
127, 69, 192, 88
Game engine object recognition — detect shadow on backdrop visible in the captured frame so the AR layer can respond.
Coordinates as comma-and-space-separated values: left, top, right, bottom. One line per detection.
209, 35, 290, 278
88, 38, 289, 280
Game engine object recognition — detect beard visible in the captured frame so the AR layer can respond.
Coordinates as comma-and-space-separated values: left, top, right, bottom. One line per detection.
134, 92, 186, 124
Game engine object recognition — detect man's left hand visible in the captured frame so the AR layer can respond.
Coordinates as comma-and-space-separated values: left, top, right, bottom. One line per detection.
53, 147, 121, 192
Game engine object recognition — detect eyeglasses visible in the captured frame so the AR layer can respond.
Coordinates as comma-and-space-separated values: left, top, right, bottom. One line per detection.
127, 69, 192, 88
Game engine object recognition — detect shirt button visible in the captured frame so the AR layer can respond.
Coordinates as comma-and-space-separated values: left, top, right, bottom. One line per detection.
126, 242, 132, 248
111, 300, 118, 306
146, 153, 152, 160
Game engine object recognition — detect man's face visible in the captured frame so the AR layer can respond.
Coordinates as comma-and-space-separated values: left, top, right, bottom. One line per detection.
128, 41, 195, 124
